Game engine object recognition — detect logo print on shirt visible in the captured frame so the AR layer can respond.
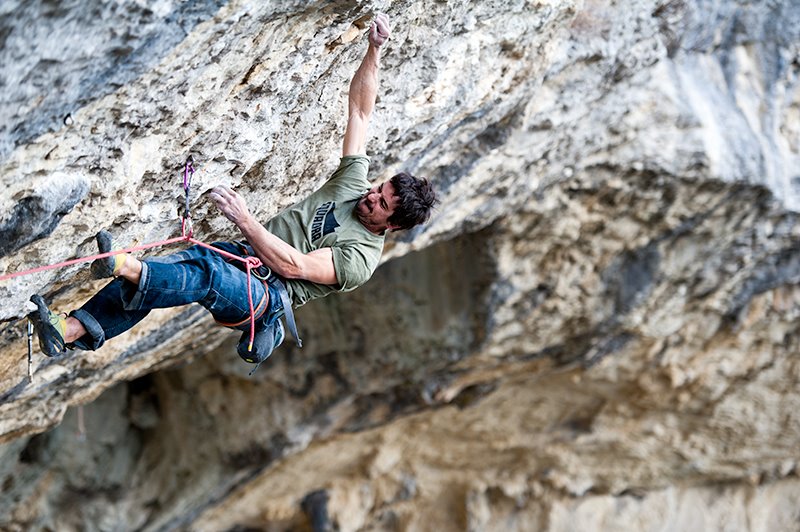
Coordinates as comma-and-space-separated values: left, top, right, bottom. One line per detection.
311, 201, 340, 242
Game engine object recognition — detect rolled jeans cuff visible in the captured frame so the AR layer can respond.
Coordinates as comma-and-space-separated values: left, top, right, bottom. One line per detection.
69, 309, 106, 350
122, 261, 150, 311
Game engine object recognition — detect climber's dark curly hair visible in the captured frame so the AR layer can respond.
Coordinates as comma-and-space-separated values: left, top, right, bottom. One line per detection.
388, 172, 438, 231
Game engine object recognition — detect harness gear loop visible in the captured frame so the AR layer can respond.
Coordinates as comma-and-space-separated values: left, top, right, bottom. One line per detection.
251, 264, 272, 281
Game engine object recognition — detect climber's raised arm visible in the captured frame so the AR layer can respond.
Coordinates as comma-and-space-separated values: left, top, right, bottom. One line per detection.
342, 13, 391, 157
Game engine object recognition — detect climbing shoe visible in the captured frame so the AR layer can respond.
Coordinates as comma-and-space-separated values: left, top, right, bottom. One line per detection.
238, 319, 285, 374
90, 230, 126, 279
27, 295, 67, 357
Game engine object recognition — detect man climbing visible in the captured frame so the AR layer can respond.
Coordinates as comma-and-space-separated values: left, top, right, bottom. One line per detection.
27, 13, 437, 369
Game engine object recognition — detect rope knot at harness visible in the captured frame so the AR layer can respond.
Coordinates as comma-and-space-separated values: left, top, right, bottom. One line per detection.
244, 256, 262, 269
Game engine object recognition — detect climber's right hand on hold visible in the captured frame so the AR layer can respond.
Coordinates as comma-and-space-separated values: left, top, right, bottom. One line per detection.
208, 185, 252, 228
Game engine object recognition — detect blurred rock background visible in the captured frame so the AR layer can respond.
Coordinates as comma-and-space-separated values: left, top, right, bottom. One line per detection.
0, 0, 799, 530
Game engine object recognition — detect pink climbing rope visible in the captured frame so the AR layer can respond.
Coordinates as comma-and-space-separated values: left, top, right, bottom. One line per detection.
0, 236, 188, 282
185, 237, 263, 351
1, 158, 263, 352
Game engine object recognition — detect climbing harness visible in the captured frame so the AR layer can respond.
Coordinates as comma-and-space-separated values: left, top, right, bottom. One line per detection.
223, 243, 302, 344
3, 157, 283, 361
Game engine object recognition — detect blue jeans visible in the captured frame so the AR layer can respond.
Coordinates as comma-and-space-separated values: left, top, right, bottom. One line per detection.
70, 242, 283, 351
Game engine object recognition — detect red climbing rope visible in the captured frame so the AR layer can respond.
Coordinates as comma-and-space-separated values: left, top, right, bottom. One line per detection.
1, 158, 263, 352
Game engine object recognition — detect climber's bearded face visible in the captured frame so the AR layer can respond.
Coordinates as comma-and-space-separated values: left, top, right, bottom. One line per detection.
355, 180, 399, 232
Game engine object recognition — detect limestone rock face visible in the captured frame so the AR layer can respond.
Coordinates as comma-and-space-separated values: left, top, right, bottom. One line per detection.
1, 1, 799, 530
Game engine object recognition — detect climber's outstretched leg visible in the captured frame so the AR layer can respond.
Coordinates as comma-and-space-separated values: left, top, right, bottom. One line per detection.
29, 237, 269, 354
27, 227, 272, 356
27, 231, 150, 355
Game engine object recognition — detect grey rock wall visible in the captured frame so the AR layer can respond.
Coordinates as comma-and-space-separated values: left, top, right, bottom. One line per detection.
0, 0, 228, 160
0, 0, 799, 530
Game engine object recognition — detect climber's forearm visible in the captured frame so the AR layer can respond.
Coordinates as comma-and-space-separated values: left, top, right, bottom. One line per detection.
238, 216, 337, 285
208, 185, 338, 285
349, 44, 381, 121
343, 45, 381, 156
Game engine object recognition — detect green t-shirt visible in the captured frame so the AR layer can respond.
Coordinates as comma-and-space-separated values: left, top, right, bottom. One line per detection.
263, 155, 385, 307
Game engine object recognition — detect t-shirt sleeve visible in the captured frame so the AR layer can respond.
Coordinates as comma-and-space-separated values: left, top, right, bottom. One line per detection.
329, 155, 370, 186
331, 244, 376, 292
